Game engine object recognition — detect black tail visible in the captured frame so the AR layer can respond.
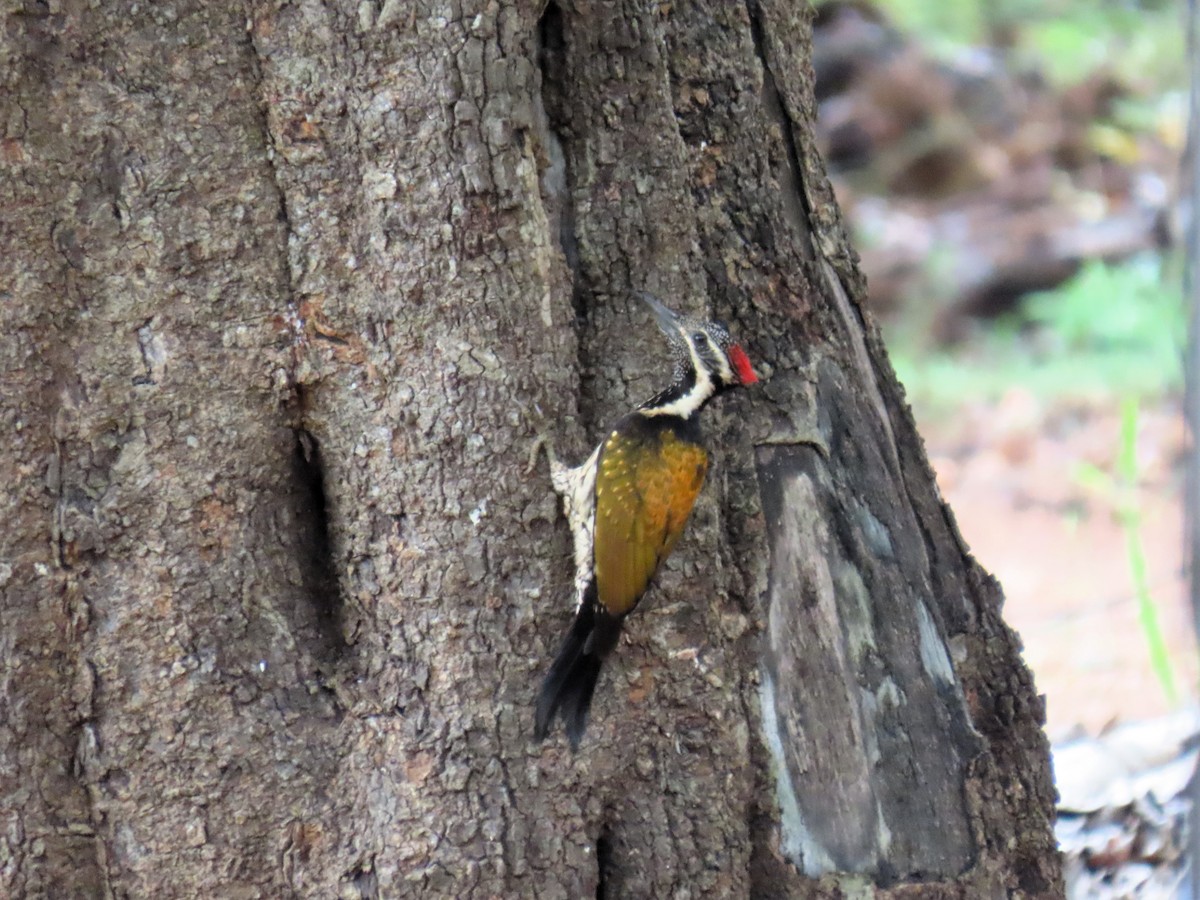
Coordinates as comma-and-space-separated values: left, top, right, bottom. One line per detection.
534, 586, 623, 749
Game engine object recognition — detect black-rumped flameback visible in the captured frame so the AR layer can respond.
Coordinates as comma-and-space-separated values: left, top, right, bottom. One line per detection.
534, 293, 758, 748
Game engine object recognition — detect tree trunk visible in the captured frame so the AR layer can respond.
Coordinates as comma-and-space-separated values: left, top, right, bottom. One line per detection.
0, 1, 1061, 897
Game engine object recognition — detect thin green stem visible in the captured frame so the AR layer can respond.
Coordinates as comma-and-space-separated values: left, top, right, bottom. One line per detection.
1118, 397, 1178, 703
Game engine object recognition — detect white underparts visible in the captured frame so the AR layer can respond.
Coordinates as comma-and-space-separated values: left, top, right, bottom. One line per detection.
550, 442, 601, 611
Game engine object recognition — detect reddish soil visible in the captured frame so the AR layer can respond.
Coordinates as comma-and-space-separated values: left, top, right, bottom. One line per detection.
921, 392, 1193, 740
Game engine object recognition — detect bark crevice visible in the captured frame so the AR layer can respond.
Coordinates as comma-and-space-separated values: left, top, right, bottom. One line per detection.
744, 0, 815, 263
243, 20, 307, 379
245, 25, 346, 663
746, 0, 902, 475
292, 426, 345, 659
594, 824, 614, 900
536, 0, 585, 324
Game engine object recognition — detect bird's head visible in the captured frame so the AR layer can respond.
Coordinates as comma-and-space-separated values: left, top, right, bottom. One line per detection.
639, 292, 759, 393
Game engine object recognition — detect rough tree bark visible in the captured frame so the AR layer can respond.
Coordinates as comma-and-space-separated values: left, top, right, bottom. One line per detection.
0, 1, 1061, 897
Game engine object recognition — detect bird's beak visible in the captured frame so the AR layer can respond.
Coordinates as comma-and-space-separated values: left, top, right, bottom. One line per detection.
637, 292, 682, 336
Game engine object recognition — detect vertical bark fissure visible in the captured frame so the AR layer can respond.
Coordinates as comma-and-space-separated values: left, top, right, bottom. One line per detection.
243, 19, 309, 410
536, 1, 585, 323
69, 711, 112, 900
50, 435, 70, 570
745, 0, 901, 472
243, 26, 345, 659
744, 0, 815, 264
71, 631, 110, 897
594, 825, 613, 900
40, 116, 114, 900
291, 424, 344, 657
817, 258, 902, 478
245, 26, 305, 363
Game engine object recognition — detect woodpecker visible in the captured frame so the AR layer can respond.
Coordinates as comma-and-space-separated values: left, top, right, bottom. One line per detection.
534, 293, 758, 748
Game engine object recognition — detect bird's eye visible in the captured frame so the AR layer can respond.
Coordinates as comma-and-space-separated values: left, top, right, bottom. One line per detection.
691, 332, 706, 344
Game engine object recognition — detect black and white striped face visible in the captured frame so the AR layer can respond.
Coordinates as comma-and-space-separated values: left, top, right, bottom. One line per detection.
637, 293, 758, 418
683, 319, 747, 390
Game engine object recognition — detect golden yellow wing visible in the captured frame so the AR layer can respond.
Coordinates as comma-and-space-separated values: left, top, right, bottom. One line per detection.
593, 427, 709, 617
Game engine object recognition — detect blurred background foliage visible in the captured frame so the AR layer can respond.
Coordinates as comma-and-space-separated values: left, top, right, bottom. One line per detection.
812, 0, 1185, 416
875, 0, 1185, 88
890, 255, 1185, 412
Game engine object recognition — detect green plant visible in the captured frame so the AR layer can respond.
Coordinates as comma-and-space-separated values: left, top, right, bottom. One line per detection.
1073, 398, 1178, 703
843, 0, 1186, 90
1026, 256, 1186, 383
888, 256, 1185, 415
